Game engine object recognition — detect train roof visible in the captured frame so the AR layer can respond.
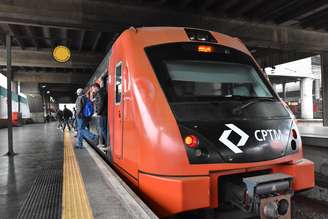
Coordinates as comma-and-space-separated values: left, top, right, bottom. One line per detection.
87, 26, 252, 86
124, 26, 250, 55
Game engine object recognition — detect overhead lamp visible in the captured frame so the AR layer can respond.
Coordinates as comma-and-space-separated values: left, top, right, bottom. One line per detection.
52, 45, 71, 63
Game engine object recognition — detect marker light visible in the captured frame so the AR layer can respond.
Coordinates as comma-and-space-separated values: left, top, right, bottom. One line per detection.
184, 135, 199, 148
292, 129, 297, 139
197, 45, 214, 53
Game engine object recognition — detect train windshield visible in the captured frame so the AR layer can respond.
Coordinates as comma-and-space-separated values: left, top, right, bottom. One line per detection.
145, 43, 290, 120
165, 60, 272, 99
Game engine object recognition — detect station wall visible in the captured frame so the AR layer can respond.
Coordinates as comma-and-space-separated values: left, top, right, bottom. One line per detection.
0, 72, 31, 120
0, 85, 31, 128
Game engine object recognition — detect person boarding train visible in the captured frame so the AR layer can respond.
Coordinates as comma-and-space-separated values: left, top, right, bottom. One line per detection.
75, 88, 98, 148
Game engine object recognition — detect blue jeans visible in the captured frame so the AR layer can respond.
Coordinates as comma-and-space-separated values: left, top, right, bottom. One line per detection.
76, 117, 97, 147
97, 116, 107, 145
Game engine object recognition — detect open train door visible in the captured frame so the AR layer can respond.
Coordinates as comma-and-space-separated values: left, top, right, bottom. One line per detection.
113, 61, 124, 159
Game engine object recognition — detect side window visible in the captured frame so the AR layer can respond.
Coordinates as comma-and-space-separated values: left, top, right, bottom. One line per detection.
115, 62, 122, 104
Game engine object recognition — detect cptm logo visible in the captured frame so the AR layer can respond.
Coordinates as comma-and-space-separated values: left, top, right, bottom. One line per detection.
219, 124, 249, 154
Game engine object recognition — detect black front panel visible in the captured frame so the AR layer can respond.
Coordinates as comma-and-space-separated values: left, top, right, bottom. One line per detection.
179, 119, 292, 164
145, 42, 294, 164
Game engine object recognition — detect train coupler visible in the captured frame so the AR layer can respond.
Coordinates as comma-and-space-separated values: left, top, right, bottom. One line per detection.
223, 173, 293, 219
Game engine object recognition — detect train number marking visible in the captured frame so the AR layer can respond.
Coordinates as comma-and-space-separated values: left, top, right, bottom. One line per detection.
219, 124, 249, 154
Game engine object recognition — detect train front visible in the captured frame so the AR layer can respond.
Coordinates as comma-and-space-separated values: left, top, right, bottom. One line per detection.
133, 28, 314, 218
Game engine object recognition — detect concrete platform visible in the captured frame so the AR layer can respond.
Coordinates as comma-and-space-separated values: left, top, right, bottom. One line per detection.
1, 122, 328, 219
298, 120, 328, 138
297, 120, 328, 147
0, 123, 64, 218
0, 123, 156, 219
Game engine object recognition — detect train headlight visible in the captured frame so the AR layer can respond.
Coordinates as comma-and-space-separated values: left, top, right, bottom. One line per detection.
184, 135, 199, 148
286, 122, 301, 154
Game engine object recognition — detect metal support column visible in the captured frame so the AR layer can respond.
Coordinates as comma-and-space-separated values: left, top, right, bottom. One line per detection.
6, 34, 15, 156
282, 83, 287, 100
321, 53, 328, 126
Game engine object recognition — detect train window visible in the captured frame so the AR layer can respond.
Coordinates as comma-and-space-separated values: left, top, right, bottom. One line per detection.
145, 42, 276, 102
115, 62, 122, 104
165, 60, 271, 98
145, 43, 290, 120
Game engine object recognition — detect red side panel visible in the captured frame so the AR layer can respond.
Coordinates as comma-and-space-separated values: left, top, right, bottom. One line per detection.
272, 159, 315, 191
139, 172, 210, 217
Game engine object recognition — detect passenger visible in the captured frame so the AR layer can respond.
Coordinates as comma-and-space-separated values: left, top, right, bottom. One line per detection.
92, 80, 107, 149
56, 109, 64, 130
75, 88, 98, 148
45, 114, 50, 123
62, 105, 72, 131
72, 107, 77, 131
85, 90, 91, 131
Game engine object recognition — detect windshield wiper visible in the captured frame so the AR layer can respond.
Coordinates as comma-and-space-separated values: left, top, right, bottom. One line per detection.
232, 97, 277, 115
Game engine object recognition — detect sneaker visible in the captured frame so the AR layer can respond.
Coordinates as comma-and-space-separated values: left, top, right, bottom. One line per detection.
97, 144, 105, 149
97, 144, 107, 152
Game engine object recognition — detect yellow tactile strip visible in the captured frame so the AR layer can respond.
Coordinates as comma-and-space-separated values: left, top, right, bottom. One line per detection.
62, 132, 94, 219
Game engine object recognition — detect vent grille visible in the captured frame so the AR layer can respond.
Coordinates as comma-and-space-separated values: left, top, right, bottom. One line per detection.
17, 167, 63, 219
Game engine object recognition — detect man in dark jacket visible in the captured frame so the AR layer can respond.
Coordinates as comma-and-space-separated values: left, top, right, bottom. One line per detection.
56, 109, 64, 129
75, 88, 98, 148
62, 105, 72, 131
92, 81, 107, 148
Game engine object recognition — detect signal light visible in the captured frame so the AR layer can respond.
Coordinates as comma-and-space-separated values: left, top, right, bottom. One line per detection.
185, 28, 218, 43
292, 129, 297, 139
197, 45, 214, 53
184, 135, 199, 148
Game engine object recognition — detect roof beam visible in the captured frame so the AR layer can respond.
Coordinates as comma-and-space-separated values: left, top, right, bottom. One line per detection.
4, 24, 25, 49
230, 0, 263, 17
299, 9, 328, 28
251, 0, 286, 20
1, 1, 328, 53
61, 28, 68, 45
79, 30, 85, 51
13, 70, 90, 84
217, 0, 240, 12
277, 1, 328, 25
92, 32, 101, 51
0, 48, 102, 68
253, 49, 313, 68
42, 27, 53, 47
259, 0, 300, 20
24, 26, 38, 49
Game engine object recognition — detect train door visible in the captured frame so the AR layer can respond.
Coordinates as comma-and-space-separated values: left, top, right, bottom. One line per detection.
113, 61, 124, 159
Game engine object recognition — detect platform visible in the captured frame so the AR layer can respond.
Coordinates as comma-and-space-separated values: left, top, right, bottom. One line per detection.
1, 123, 328, 219
0, 123, 157, 219
298, 120, 328, 147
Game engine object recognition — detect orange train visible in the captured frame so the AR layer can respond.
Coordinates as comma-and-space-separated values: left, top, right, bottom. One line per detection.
88, 27, 314, 218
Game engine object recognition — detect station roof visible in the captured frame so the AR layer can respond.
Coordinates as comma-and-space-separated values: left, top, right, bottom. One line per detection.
0, 0, 328, 101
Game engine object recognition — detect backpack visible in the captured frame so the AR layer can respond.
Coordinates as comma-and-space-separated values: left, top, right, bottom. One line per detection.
82, 97, 94, 118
